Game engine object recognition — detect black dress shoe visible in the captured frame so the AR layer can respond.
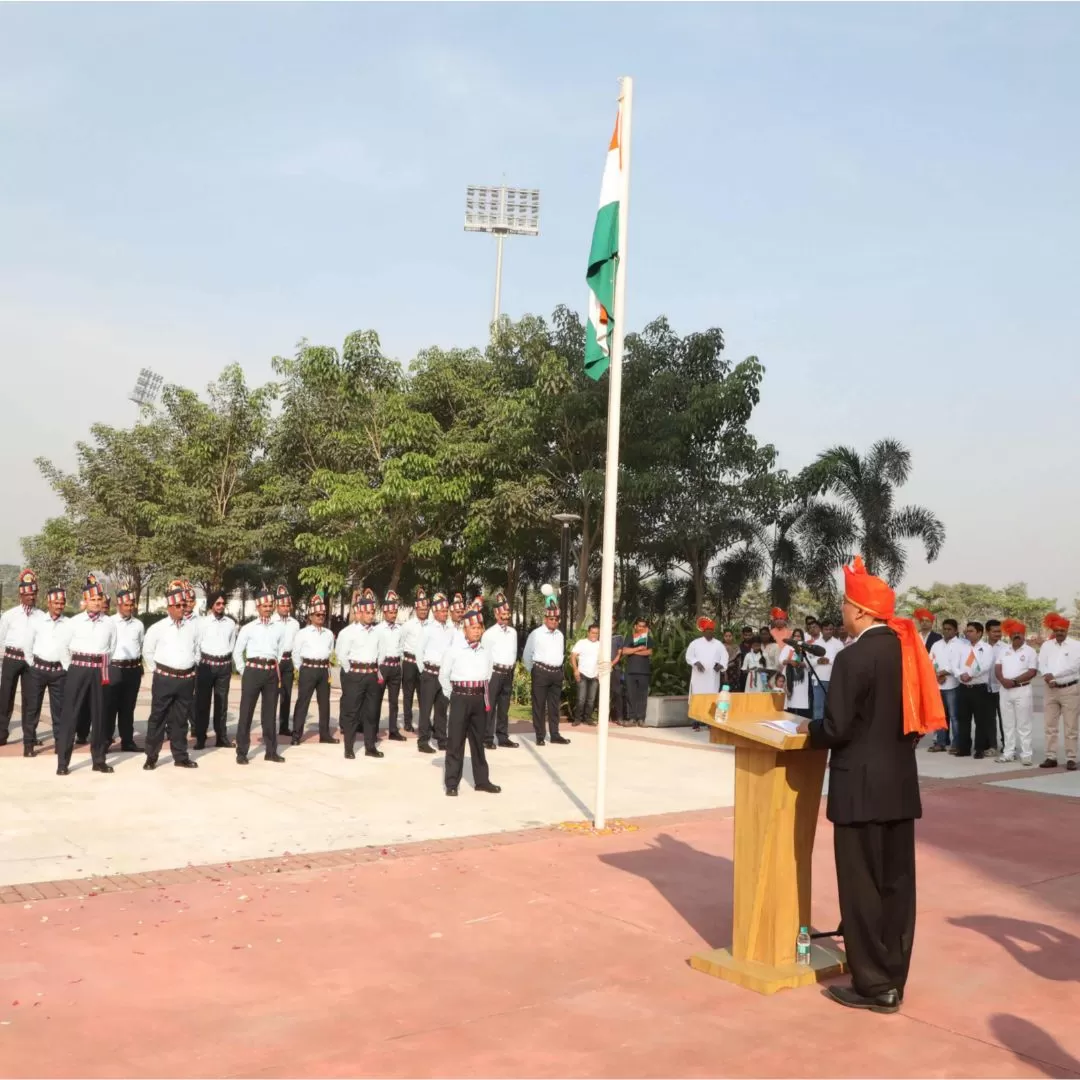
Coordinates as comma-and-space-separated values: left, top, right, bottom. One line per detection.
417, 741, 436, 754
344, 749, 356, 759
550, 734, 571, 745
388, 731, 407, 741
23, 745, 37, 758
475, 782, 501, 794
35, 738, 44, 747
92, 763, 115, 774
216, 738, 235, 749
1068, 760, 1078, 772
319, 736, 340, 744
56, 765, 70, 776
825, 985, 900, 1014
279, 728, 291, 737
120, 743, 142, 753
404, 722, 415, 733
484, 739, 496, 750
536, 738, 545, 746
264, 753, 286, 763
194, 740, 206, 750
236, 754, 250, 765
973, 750, 985, 759
175, 759, 198, 769
498, 738, 519, 748
143, 759, 157, 770
365, 748, 384, 758
436, 741, 447, 751
446, 787, 458, 797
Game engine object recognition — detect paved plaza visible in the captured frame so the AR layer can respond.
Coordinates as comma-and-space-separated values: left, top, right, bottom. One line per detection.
0, 687, 1078, 1077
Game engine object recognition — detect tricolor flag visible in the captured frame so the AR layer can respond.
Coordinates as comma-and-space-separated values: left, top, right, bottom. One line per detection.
584, 109, 623, 380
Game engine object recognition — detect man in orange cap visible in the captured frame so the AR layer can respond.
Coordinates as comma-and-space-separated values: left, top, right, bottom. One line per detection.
1037, 614, 1080, 770
913, 608, 941, 652
994, 619, 1037, 765
801, 556, 942, 1015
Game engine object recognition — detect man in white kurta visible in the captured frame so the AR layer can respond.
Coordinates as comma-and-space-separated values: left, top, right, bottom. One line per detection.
686, 617, 728, 730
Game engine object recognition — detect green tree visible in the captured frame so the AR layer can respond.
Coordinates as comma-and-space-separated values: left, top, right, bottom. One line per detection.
900, 581, 1057, 632
20, 517, 82, 601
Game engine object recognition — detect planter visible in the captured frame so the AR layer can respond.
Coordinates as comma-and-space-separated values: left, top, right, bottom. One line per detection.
644, 695, 691, 728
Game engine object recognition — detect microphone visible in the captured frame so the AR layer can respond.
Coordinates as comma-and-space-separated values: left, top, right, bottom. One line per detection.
783, 636, 826, 657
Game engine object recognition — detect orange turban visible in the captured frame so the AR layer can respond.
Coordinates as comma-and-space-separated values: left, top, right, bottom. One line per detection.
696, 616, 715, 633
770, 607, 788, 621
844, 556, 944, 737
1002, 618, 1026, 638
1044, 613, 1071, 632
912, 608, 934, 622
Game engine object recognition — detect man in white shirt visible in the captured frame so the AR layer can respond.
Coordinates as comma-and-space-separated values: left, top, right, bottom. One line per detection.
1037, 613, 1080, 770
810, 619, 845, 722
955, 621, 997, 758
994, 619, 1038, 765
377, 590, 407, 742
572, 623, 603, 726
194, 591, 237, 749
985, 619, 1006, 751
523, 603, 569, 746
233, 586, 286, 765
399, 587, 430, 734
416, 592, 455, 753
928, 619, 963, 751
142, 583, 200, 770
272, 585, 301, 738
335, 588, 386, 760
106, 588, 145, 753
289, 594, 337, 744
480, 592, 519, 750
449, 592, 467, 648
21, 585, 69, 757
0, 569, 46, 747
684, 617, 728, 731
440, 608, 500, 797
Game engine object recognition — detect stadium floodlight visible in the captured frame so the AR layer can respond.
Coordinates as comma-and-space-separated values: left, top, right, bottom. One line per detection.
129, 368, 164, 407
464, 185, 540, 325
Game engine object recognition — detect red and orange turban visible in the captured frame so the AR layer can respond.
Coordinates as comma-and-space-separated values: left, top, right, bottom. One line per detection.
1001, 618, 1027, 639
844, 556, 944, 737
696, 616, 715, 633
770, 607, 788, 622
912, 608, 935, 622
1044, 613, 1071, 633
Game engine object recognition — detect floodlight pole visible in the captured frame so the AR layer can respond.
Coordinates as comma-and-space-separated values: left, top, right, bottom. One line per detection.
493, 233, 506, 324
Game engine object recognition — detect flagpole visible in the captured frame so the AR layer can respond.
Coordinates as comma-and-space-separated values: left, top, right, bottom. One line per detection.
594, 75, 632, 831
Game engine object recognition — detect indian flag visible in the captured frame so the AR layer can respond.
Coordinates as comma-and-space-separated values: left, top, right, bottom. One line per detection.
584, 109, 622, 380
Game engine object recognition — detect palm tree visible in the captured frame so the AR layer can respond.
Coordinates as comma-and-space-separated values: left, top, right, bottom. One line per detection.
808, 439, 945, 585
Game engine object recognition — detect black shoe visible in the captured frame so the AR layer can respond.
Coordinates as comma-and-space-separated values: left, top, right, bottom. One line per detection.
119, 743, 142, 753
194, 740, 206, 750
571, 720, 581, 727
388, 731, 407, 741
92, 763, 115, 774
56, 765, 70, 776
691, 723, 702, 731
825, 985, 900, 1014
23, 745, 37, 758
1068, 761, 1078, 772
35, 738, 44, 747
475, 782, 501, 794
1039, 758, 1058, 768
446, 787, 458, 797
484, 739, 496, 750
291, 736, 302, 746
498, 738, 519, 748
365, 748, 384, 758
417, 741, 436, 754
404, 722, 415, 733
345, 749, 356, 759
215, 738, 235, 749
236, 755, 249, 765
436, 741, 447, 751
175, 759, 198, 769
550, 734, 571, 745
536, 738, 545, 746
319, 736, 340, 744
954, 750, 971, 757
279, 728, 291, 737
264, 753, 286, 763
143, 758, 157, 770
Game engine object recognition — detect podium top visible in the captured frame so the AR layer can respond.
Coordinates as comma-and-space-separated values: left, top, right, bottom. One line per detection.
688, 692, 811, 751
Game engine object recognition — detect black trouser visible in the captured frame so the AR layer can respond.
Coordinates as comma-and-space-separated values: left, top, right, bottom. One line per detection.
194, 663, 232, 743
625, 672, 650, 722
340, 670, 381, 753
486, 669, 513, 743
445, 692, 490, 790
0, 655, 30, 742
610, 673, 624, 721
956, 683, 995, 754
379, 661, 402, 734
990, 690, 1002, 748
278, 657, 295, 734
106, 664, 142, 747
575, 676, 599, 722
530, 667, 563, 739
418, 671, 447, 746
834, 819, 916, 998
57, 666, 109, 768
237, 667, 279, 758
22, 666, 65, 747
145, 672, 195, 763
291, 665, 331, 740
402, 659, 420, 729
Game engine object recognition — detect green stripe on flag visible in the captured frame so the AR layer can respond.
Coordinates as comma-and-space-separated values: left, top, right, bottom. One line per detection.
585, 200, 619, 380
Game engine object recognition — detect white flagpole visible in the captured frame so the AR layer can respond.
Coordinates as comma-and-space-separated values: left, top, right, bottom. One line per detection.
594, 75, 633, 831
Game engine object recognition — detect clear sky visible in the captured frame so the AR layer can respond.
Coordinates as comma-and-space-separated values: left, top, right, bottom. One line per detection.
2, 3, 1078, 604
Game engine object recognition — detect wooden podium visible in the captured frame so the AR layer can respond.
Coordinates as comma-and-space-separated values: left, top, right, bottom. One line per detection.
686, 692, 846, 994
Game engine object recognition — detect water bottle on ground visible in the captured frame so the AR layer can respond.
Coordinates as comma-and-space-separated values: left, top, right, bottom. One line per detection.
796, 926, 812, 966
718, 685, 731, 719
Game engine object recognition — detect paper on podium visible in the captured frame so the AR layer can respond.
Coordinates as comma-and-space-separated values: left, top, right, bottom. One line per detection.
761, 719, 800, 736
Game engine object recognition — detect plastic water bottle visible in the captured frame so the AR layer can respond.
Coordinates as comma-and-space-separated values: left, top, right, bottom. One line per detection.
718, 685, 732, 718
796, 926, 812, 966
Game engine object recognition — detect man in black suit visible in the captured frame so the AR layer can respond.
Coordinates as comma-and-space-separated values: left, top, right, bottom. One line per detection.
914, 608, 941, 652
800, 557, 940, 1015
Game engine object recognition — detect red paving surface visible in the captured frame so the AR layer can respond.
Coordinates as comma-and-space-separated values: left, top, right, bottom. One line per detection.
1, 786, 1079, 1078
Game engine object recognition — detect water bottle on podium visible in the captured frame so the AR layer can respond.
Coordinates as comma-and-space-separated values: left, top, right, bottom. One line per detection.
717, 685, 731, 720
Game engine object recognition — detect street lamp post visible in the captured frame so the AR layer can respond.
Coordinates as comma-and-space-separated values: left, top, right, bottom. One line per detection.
552, 513, 582, 639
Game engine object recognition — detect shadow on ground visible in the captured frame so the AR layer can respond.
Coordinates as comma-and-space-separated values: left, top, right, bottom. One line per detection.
991, 1015, 1080, 1079
949, 915, 1080, 982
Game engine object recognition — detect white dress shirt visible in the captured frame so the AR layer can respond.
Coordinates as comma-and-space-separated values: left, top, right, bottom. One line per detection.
439, 639, 493, 700
481, 622, 519, 668
292, 624, 334, 668
813, 636, 845, 684
110, 613, 145, 661
271, 613, 301, 655
66, 611, 116, 658
685, 636, 728, 695
930, 636, 962, 691
144, 616, 202, 673
450, 621, 466, 650
233, 618, 284, 674
522, 626, 565, 671
1038, 638, 1080, 684
956, 638, 995, 687
198, 613, 238, 658
997, 643, 1038, 684
1, 604, 47, 654
379, 620, 404, 660
418, 619, 455, 669
399, 616, 429, 658
987, 640, 1009, 692
335, 622, 385, 669
30, 614, 71, 668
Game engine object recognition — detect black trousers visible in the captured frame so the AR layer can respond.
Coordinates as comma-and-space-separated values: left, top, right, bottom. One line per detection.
530, 667, 563, 739
57, 666, 109, 768
402, 660, 420, 729
626, 672, 650, 721
418, 671, 448, 746
291, 666, 331, 740
610, 673, 624, 721
340, 671, 381, 753
105, 665, 142, 746
278, 658, 295, 734
194, 663, 232, 743
956, 684, 995, 754
0, 655, 31, 741
22, 666, 65, 747
379, 661, 403, 734
445, 692, 490, 790
486, 670, 513, 743
990, 690, 1002, 748
237, 667, 279, 758
834, 819, 917, 997
145, 672, 195, 763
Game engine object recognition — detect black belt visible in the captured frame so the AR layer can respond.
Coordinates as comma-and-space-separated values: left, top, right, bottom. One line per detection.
382, 656, 401, 665
1052, 679, 1079, 689
451, 683, 486, 697
403, 652, 417, 662
423, 662, 441, 674
349, 662, 379, 673
4, 647, 26, 660
71, 652, 107, 667
246, 659, 277, 671
534, 662, 562, 674
111, 658, 142, 669
33, 657, 63, 673
200, 653, 232, 666
493, 663, 515, 674
299, 658, 330, 669
281, 652, 293, 662
157, 663, 196, 679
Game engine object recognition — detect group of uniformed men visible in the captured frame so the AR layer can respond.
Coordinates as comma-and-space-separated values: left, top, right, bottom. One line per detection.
0, 571, 575, 797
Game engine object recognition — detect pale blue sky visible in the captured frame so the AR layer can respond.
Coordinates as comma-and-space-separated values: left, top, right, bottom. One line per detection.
2, 3, 1078, 602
